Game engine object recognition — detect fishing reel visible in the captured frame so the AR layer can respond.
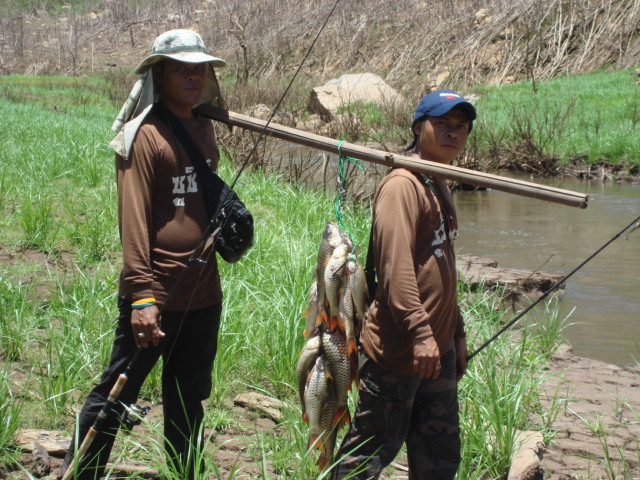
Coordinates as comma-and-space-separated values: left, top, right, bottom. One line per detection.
118, 403, 150, 433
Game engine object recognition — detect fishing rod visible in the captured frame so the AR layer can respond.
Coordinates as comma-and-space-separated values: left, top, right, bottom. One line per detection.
467, 213, 640, 361
62, 2, 342, 479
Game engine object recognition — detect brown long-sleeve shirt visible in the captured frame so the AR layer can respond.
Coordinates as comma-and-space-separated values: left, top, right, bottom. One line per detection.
361, 168, 465, 375
116, 110, 223, 310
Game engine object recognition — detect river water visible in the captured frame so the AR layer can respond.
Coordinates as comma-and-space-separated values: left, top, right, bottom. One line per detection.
454, 176, 640, 366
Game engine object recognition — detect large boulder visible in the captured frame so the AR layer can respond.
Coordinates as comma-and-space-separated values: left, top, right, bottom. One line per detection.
308, 73, 404, 122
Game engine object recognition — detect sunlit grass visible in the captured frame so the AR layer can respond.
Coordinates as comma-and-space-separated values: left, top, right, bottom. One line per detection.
475, 68, 640, 166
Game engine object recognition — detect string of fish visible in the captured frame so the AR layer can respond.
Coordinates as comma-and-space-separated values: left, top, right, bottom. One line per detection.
296, 141, 369, 471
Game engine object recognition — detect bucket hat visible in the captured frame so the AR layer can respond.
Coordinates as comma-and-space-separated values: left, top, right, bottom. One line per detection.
135, 29, 227, 74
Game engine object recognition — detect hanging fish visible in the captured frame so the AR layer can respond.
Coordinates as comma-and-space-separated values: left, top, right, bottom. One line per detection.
324, 243, 349, 332
316, 393, 340, 471
348, 258, 368, 334
305, 355, 334, 453
315, 223, 342, 325
321, 328, 351, 428
297, 334, 321, 419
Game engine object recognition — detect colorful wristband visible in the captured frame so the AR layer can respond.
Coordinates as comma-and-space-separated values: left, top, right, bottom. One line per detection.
132, 297, 157, 305
131, 302, 155, 309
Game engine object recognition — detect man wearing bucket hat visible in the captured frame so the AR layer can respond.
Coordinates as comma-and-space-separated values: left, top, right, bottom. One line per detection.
332, 90, 476, 479
59, 30, 229, 480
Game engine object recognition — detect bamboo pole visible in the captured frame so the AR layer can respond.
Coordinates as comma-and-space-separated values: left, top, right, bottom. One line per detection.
195, 105, 589, 209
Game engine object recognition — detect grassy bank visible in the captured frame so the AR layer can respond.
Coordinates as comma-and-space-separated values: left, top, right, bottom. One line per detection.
1, 77, 573, 478
473, 68, 640, 169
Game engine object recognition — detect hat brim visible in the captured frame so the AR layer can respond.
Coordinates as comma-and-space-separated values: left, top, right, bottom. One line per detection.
427, 100, 476, 122
135, 52, 227, 75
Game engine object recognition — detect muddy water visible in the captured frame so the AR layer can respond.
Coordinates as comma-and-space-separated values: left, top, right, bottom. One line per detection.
454, 177, 640, 366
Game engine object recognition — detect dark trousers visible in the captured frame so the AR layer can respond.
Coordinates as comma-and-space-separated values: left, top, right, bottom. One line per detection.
61, 299, 222, 480
332, 345, 460, 480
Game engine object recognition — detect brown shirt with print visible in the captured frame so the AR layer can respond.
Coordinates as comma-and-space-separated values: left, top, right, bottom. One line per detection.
361, 168, 465, 375
116, 109, 222, 310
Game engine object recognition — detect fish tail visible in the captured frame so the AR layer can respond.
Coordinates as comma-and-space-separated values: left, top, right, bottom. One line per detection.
316, 455, 331, 471
325, 314, 345, 333
331, 406, 351, 428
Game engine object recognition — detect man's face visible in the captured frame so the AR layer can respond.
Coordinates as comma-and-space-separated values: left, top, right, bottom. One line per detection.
154, 59, 207, 113
413, 108, 470, 164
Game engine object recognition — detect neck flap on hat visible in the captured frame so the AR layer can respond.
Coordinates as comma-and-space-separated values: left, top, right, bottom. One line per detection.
109, 64, 227, 158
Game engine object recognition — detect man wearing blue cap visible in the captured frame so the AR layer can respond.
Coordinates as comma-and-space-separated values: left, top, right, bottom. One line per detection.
332, 90, 476, 479
59, 29, 228, 480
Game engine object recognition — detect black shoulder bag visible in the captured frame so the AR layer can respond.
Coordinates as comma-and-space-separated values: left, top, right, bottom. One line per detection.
154, 103, 254, 263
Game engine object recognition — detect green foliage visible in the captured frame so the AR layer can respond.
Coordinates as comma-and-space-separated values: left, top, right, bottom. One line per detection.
0, 364, 21, 458
475, 68, 640, 166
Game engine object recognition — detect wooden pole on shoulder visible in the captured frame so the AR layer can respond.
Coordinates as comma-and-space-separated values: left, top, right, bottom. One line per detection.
195, 105, 589, 209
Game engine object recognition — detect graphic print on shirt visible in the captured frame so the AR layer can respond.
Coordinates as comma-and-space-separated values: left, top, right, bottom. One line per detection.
171, 161, 211, 207
431, 214, 457, 257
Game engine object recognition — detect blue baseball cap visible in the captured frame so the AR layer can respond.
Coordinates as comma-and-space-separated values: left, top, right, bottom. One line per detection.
412, 89, 476, 132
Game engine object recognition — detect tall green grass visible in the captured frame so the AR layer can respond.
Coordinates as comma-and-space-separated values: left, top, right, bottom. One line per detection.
474, 69, 640, 166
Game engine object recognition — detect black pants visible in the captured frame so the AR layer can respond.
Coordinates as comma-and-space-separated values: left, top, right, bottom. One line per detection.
61, 298, 222, 480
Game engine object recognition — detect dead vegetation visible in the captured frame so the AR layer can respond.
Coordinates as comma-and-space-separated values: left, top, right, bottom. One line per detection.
2, 0, 639, 91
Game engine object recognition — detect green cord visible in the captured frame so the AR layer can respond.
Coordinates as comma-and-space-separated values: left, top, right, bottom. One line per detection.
334, 140, 364, 252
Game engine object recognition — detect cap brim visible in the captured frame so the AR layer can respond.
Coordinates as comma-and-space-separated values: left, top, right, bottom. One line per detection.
135, 52, 227, 75
428, 99, 476, 121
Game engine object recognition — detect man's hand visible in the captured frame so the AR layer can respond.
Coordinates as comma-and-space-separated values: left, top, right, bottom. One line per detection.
455, 337, 468, 381
413, 336, 441, 379
131, 305, 165, 348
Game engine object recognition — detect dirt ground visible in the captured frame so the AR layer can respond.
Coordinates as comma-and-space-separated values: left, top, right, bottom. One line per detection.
538, 344, 640, 480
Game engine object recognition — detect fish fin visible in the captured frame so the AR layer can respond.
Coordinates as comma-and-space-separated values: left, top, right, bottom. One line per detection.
316, 455, 330, 471
331, 406, 351, 428
307, 433, 318, 451
303, 306, 309, 318
316, 308, 329, 330
308, 434, 326, 455
303, 412, 309, 423
325, 314, 345, 333
347, 339, 358, 357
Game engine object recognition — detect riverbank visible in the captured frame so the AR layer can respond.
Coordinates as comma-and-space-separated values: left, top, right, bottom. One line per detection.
539, 344, 640, 479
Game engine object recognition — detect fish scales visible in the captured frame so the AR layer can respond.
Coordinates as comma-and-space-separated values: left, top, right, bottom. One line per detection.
321, 328, 351, 427
316, 388, 339, 471
349, 259, 368, 335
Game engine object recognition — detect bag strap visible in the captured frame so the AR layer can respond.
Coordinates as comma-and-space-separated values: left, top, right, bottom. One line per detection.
364, 171, 454, 302
152, 103, 226, 220
416, 173, 453, 236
